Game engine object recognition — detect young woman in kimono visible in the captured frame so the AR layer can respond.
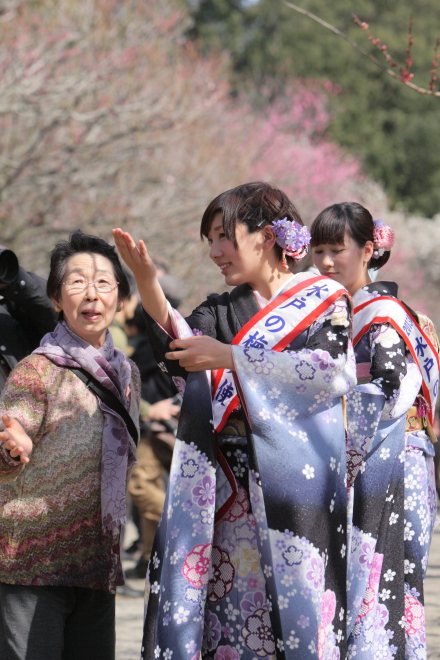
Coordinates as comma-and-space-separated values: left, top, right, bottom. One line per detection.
311, 202, 439, 660
113, 182, 356, 660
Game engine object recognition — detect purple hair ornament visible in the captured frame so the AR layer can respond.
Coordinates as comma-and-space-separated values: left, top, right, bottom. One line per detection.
271, 217, 311, 261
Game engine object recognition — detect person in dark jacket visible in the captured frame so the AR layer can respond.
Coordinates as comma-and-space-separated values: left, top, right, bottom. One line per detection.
0, 249, 57, 388
127, 303, 178, 405
124, 276, 182, 579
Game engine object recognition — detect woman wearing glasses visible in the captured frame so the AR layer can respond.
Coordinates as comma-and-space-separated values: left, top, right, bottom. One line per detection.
0, 230, 140, 660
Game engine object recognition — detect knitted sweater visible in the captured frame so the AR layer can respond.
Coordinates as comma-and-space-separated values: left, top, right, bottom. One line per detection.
0, 354, 140, 593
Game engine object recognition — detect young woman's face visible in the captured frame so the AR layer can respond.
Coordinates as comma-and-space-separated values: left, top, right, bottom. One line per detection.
207, 214, 274, 287
313, 231, 373, 294
55, 252, 121, 348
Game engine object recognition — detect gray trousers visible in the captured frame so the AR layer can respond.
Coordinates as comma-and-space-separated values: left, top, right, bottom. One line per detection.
0, 582, 115, 660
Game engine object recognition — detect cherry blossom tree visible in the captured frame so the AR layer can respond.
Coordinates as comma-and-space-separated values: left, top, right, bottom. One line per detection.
0, 0, 368, 310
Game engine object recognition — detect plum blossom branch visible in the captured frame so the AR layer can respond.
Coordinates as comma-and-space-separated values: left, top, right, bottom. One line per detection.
283, 2, 440, 97
429, 39, 440, 90
351, 15, 417, 84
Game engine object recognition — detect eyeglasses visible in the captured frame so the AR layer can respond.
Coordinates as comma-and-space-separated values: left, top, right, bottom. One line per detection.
63, 279, 119, 294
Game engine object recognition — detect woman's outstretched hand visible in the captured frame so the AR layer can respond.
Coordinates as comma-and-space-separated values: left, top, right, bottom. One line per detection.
165, 336, 234, 372
112, 228, 171, 332
0, 414, 33, 463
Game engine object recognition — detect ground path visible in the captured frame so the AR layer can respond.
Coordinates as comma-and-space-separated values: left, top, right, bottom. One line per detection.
116, 557, 144, 660
116, 519, 440, 659
426, 518, 440, 659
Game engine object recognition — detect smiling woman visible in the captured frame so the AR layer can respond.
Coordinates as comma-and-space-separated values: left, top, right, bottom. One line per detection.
114, 182, 357, 660
0, 230, 140, 660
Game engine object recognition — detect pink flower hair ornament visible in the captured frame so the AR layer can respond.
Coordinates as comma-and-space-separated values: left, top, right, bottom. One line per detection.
372, 219, 395, 259
270, 217, 311, 261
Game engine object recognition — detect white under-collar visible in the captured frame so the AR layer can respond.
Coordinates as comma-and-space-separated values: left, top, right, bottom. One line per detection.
253, 274, 297, 309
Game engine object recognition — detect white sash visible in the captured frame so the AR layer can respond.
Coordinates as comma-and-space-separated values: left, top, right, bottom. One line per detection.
354, 296, 439, 425
212, 275, 347, 431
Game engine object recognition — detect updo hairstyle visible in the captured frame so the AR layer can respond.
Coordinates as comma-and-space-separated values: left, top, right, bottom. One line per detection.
310, 202, 390, 270
200, 182, 304, 271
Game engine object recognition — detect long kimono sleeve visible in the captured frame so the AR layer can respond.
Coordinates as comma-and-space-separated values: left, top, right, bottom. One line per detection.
142, 292, 353, 660
231, 294, 356, 415
142, 301, 218, 389
369, 323, 421, 420
345, 322, 421, 481
228, 293, 355, 660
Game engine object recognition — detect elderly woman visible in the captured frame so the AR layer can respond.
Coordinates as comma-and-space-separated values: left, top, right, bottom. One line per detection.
0, 230, 140, 660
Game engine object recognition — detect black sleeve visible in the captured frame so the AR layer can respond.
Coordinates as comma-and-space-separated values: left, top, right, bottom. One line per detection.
306, 320, 350, 359
142, 299, 219, 382
369, 324, 407, 400
2, 268, 58, 350
293, 297, 351, 359
0, 306, 32, 369
130, 337, 177, 403
183, 299, 218, 338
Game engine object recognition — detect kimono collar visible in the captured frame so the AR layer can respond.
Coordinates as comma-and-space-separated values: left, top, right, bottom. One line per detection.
353, 280, 399, 307
229, 284, 261, 333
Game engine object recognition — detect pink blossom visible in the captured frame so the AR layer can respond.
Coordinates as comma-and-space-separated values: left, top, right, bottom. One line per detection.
405, 593, 425, 635
214, 646, 240, 660
182, 543, 212, 587
320, 589, 336, 628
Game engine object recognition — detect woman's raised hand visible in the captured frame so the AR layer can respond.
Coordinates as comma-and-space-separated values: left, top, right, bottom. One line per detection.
0, 414, 33, 463
112, 228, 171, 331
112, 229, 157, 284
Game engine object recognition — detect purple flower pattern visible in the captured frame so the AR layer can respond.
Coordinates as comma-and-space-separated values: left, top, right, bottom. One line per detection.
144, 283, 354, 660
192, 476, 216, 507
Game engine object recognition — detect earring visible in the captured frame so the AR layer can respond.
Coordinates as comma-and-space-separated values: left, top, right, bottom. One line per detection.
116, 304, 122, 312
54, 305, 62, 312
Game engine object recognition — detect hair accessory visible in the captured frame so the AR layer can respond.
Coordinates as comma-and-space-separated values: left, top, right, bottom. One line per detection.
372, 219, 395, 259
280, 252, 291, 272
271, 217, 311, 261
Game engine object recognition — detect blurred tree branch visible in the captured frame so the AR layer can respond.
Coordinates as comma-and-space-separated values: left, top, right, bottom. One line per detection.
283, 2, 440, 97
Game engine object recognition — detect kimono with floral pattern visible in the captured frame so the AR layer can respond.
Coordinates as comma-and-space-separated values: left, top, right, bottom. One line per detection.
346, 282, 437, 660
140, 273, 356, 660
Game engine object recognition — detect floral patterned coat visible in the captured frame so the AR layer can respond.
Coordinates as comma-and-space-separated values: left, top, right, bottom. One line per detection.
346, 281, 437, 660
140, 274, 357, 660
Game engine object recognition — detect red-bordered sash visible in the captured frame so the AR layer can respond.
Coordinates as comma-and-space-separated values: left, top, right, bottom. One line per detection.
212, 275, 347, 431
353, 296, 439, 425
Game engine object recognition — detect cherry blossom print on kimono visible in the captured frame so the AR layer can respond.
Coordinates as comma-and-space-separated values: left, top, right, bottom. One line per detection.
139, 273, 356, 660
403, 434, 436, 660
345, 282, 438, 660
